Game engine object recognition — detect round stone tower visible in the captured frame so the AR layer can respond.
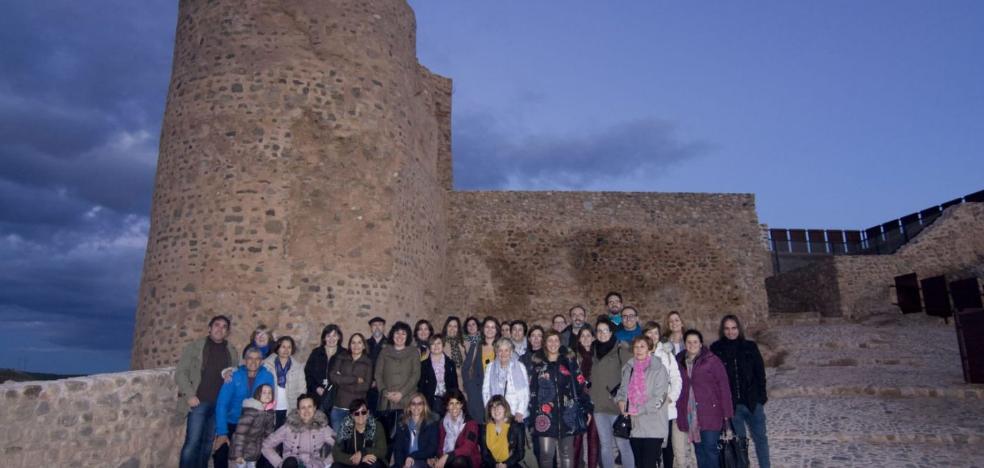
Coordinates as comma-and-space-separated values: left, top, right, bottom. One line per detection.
132, 0, 452, 368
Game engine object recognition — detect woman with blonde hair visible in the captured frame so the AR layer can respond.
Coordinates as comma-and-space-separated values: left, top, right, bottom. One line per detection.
664, 312, 686, 356
392, 392, 440, 468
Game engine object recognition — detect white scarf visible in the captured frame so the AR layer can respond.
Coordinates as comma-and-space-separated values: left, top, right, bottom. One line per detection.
442, 413, 465, 453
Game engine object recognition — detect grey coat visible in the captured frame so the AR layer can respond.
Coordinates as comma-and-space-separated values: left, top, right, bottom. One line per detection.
615, 357, 669, 439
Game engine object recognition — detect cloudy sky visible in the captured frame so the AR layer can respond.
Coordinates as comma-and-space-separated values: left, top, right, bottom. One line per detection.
1, 0, 982, 374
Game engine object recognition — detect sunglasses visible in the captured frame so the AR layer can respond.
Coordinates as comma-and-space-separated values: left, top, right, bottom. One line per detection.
353, 409, 369, 416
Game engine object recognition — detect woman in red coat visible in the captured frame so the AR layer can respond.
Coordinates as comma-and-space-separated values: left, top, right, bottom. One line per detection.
675, 329, 734, 468
432, 389, 481, 468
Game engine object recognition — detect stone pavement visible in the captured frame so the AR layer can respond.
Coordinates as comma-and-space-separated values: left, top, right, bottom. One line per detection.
750, 312, 984, 468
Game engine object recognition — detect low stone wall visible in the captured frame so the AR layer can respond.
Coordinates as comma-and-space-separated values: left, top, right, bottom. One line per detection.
1, 368, 181, 468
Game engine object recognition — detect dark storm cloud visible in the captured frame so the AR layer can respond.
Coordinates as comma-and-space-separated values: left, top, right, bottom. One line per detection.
453, 112, 709, 190
0, 1, 175, 371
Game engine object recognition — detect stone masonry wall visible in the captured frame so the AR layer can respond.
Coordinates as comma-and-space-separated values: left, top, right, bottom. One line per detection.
1, 369, 181, 468
446, 191, 770, 333
765, 203, 984, 318
765, 256, 841, 316
133, 0, 451, 368
834, 202, 984, 318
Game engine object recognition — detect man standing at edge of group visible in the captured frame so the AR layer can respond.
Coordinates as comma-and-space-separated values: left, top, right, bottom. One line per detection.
561, 305, 592, 348
176, 315, 240, 468
615, 306, 642, 343
710, 315, 771, 468
366, 316, 388, 415
604, 292, 623, 327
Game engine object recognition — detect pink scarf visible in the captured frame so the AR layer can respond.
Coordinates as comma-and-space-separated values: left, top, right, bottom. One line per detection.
627, 355, 651, 414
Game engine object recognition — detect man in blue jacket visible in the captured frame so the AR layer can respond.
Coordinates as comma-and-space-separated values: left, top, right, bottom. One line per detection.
212, 346, 274, 468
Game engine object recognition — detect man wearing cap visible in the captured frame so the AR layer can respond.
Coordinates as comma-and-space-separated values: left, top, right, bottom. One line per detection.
366, 316, 388, 415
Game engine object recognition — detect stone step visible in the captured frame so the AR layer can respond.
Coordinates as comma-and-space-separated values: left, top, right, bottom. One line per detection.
760, 438, 984, 467
768, 366, 983, 399
764, 396, 984, 445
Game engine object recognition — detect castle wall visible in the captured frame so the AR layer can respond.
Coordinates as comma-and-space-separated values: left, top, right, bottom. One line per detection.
1, 369, 181, 468
446, 191, 771, 333
765, 203, 984, 318
133, 0, 451, 367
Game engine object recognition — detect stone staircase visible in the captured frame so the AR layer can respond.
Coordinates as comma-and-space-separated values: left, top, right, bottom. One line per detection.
749, 312, 984, 467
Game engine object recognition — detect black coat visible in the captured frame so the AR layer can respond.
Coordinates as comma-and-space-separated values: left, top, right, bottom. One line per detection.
710, 338, 768, 411
391, 416, 440, 467
304, 346, 346, 409
418, 356, 459, 410
479, 422, 526, 468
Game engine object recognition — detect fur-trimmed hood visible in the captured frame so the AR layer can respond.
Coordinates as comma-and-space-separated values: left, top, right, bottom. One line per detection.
286, 407, 330, 431
241, 397, 266, 411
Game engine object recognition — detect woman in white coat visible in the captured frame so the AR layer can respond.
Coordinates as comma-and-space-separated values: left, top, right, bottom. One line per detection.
264, 336, 308, 428
481, 337, 530, 423
645, 321, 689, 468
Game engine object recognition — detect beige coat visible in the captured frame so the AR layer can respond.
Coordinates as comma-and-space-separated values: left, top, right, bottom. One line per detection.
264, 354, 307, 410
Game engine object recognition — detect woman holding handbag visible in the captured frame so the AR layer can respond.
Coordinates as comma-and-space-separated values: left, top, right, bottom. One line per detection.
615, 335, 670, 468
528, 330, 593, 468
588, 318, 633, 468
676, 330, 734, 468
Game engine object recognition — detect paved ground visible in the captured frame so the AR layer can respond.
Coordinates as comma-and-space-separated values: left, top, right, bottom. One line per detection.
749, 313, 984, 468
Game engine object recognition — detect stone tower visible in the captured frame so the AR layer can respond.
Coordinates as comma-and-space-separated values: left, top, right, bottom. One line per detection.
132, 0, 452, 368
135, 0, 772, 368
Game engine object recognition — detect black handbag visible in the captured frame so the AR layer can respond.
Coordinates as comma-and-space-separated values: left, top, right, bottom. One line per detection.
717, 420, 750, 468
611, 363, 633, 439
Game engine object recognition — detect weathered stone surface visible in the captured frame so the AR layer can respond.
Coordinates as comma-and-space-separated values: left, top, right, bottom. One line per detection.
767, 202, 984, 318
131, 0, 773, 368
0, 369, 181, 467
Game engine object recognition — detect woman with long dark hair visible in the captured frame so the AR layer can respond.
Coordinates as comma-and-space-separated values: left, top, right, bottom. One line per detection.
528, 330, 593, 468
572, 327, 599, 468
464, 317, 482, 347
432, 389, 481, 468
304, 324, 345, 411
677, 329, 733, 468
419, 334, 460, 416
328, 333, 373, 431
463, 316, 500, 424
442, 316, 468, 369
414, 320, 434, 360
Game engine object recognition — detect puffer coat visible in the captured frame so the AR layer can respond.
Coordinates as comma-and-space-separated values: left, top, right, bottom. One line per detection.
231, 398, 275, 462
261, 409, 336, 468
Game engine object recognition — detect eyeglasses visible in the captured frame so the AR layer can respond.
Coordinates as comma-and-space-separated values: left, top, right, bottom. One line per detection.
621, 313, 637, 318
353, 409, 369, 416
410, 401, 425, 406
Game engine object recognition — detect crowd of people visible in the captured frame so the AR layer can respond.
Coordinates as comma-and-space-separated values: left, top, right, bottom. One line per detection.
176, 292, 770, 468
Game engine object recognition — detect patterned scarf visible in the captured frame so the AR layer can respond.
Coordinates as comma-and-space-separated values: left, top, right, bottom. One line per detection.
275, 357, 291, 388
628, 355, 651, 414
685, 353, 701, 443
445, 335, 465, 367
487, 357, 519, 398
442, 412, 465, 453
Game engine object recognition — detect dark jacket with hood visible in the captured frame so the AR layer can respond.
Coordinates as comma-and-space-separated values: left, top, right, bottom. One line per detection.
231, 397, 275, 462
710, 337, 768, 411
528, 348, 593, 438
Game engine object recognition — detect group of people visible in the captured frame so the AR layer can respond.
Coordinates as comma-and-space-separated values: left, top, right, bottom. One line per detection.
176, 292, 770, 468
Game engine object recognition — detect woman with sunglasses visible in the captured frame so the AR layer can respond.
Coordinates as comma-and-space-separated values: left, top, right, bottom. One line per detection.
332, 399, 387, 468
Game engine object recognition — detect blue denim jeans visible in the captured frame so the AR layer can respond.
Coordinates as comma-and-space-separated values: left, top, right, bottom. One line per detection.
179, 401, 216, 468
693, 430, 720, 468
733, 404, 770, 468
330, 406, 349, 432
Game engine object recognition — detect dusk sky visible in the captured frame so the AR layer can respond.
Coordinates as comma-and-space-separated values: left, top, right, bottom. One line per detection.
1, 1, 982, 374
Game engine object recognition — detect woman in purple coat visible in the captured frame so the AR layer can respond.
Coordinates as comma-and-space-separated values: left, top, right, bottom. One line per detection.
675, 329, 734, 468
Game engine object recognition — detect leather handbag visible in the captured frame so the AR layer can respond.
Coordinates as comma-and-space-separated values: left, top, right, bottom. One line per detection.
611, 365, 633, 439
